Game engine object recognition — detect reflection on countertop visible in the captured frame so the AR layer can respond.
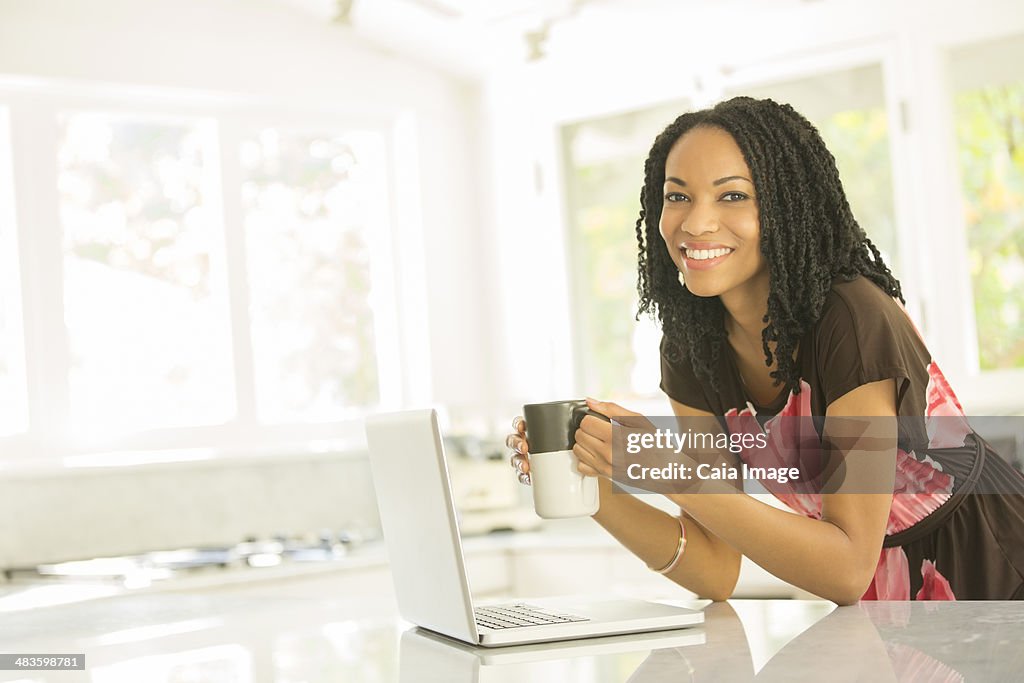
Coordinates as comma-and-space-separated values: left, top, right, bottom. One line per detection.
1, 595, 1021, 682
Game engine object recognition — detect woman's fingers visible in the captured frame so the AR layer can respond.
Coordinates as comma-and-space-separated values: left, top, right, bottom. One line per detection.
585, 397, 641, 419
578, 414, 613, 440
508, 417, 532, 485
573, 441, 613, 479
512, 452, 532, 484
512, 416, 527, 436
505, 433, 529, 455
510, 452, 530, 475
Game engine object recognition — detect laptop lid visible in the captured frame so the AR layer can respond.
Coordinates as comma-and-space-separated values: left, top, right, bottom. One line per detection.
365, 409, 478, 643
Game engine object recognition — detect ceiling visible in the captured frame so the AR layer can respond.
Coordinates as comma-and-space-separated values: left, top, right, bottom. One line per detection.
281, 0, 822, 80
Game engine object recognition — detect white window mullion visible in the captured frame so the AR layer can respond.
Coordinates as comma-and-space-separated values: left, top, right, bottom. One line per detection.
0, 106, 29, 440
882, 44, 926, 330
211, 117, 258, 427
906, 40, 979, 390
9, 98, 72, 449
385, 114, 431, 408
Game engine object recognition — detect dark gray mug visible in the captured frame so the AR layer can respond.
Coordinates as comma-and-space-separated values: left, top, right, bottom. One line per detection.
522, 399, 609, 518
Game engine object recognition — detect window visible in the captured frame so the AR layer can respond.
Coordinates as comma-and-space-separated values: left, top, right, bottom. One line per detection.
724, 64, 898, 270
0, 85, 401, 459
948, 34, 1024, 371
240, 127, 387, 423
0, 106, 28, 437
57, 113, 235, 438
561, 101, 689, 398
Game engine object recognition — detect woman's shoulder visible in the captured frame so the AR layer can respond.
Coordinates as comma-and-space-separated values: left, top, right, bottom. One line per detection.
822, 275, 905, 322
814, 276, 924, 347
805, 275, 932, 412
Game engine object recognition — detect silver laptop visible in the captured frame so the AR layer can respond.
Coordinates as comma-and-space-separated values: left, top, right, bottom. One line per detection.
364, 408, 704, 647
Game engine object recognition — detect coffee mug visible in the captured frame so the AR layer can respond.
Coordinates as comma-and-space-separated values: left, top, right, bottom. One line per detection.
522, 399, 609, 519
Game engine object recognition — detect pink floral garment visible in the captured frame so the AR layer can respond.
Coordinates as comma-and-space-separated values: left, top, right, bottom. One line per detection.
724, 362, 968, 600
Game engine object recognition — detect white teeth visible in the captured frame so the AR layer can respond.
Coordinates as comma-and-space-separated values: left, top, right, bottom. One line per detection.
685, 247, 733, 260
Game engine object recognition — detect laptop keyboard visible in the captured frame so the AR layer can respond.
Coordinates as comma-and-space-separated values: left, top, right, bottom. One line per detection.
474, 603, 590, 630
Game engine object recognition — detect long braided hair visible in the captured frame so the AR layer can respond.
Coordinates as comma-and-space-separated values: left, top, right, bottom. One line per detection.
635, 96, 903, 395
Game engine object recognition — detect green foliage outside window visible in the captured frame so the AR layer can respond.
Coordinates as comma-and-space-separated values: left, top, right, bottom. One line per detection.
819, 108, 896, 265
954, 83, 1024, 370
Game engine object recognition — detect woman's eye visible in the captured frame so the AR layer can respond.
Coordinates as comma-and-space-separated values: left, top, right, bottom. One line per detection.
721, 192, 748, 201
665, 192, 689, 203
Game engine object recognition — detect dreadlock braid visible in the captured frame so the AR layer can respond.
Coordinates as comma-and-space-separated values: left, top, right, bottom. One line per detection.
635, 96, 903, 396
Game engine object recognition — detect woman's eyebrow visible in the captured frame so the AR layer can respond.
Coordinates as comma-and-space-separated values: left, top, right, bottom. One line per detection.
664, 175, 753, 186
713, 175, 753, 186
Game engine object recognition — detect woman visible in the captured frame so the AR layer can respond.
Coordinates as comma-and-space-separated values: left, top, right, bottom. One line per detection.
508, 97, 1024, 603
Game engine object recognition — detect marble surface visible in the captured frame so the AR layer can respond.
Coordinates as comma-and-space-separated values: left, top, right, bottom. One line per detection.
1, 593, 1021, 682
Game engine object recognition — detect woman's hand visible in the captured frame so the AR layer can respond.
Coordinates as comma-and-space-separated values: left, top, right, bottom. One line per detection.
507, 398, 653, 484
506, 416, 532, 485
573, 398, 652, 479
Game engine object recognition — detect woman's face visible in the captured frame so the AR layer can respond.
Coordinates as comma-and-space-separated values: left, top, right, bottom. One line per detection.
658, 126, 768, 302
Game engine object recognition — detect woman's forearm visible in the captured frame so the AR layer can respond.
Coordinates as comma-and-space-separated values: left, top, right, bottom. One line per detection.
670, 492, 883, 604
592, 478, 740, 600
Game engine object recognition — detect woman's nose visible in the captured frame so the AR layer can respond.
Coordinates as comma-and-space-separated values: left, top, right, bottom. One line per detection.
683, 202, 719, 236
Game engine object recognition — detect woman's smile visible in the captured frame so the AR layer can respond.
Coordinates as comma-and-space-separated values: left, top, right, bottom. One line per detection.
681, 242, 735, 270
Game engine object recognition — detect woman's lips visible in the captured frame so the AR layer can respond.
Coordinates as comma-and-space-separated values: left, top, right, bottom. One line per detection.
681, 248, 733, 271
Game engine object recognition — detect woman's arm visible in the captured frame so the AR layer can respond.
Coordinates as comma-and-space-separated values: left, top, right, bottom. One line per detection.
668, 379, 896, 604
583, 400, 743, 601
590, 478, 741, 601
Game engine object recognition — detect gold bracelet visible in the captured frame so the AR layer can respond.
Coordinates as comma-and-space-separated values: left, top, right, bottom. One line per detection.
650, 516, 687, 575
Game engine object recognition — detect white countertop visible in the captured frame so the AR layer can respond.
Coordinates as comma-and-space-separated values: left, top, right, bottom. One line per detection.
2, 591, 1022, 682
0, 518, 805, 615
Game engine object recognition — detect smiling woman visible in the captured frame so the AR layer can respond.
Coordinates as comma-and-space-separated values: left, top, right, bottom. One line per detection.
510, 97, 1024, 603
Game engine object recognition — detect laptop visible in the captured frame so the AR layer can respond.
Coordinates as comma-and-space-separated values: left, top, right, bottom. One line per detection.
364, 408, 704, 647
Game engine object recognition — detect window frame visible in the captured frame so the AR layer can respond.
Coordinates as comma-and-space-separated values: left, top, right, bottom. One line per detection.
938, 32, 1024, 410
0, 80, 425, 466
0, 106, 29, 439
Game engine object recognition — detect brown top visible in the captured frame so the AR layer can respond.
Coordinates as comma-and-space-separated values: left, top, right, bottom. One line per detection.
660, 276, 933, 450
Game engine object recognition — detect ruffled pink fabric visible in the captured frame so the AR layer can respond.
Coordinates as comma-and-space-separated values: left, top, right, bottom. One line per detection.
722, 349, 967, 600
887, 449, 952, 535
916, 559, 956, 600
924, 362, 971, 449
724, 381, 825, 519
863, 547, 911, 600
862, 554, 956, 601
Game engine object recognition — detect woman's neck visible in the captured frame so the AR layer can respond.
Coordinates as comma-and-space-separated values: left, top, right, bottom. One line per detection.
720, 273, 771, 343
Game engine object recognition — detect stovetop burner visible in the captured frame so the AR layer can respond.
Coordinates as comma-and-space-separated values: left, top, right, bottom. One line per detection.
4, 531, 363, 585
